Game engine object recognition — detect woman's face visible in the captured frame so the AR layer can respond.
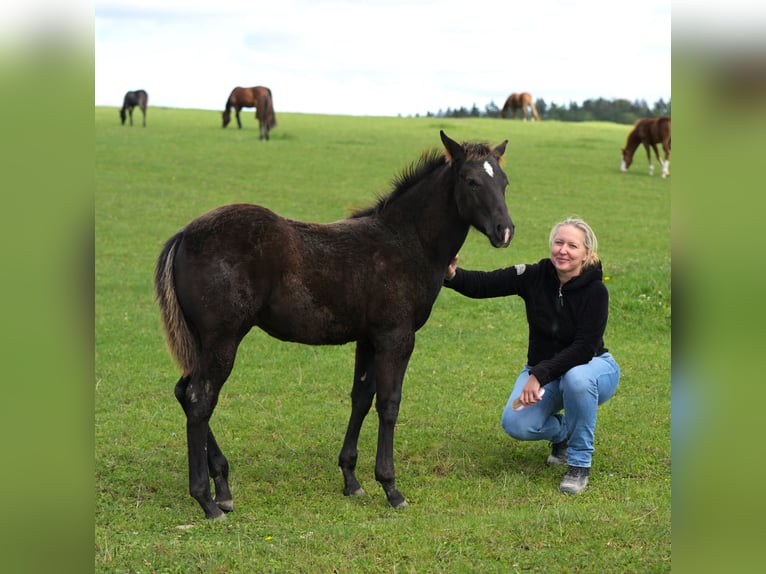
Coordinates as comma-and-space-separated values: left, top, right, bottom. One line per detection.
550, 224, 588, 279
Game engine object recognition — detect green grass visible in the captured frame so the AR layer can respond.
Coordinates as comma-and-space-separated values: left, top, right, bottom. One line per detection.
96, 107, 670, 572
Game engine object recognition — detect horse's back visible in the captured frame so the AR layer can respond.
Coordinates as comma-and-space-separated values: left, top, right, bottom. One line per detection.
228, 86, 253, 107
172, 203, 431, 346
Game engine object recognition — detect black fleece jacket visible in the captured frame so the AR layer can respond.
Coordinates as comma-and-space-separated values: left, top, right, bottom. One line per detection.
444, 258, 609, 385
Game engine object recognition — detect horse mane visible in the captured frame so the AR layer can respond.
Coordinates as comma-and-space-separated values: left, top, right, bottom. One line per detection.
351, 150, 444, 218
351, 143, 496, 218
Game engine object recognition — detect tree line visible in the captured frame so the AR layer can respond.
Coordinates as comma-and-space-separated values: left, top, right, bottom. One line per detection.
422, 97, 671, 124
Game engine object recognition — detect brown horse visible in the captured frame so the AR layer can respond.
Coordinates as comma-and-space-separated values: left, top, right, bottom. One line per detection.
154, 131, 514, 519
222, 86, 276, 140
120, 89, 148, 127
500, 92, 540, 121
621, 116, 671, 178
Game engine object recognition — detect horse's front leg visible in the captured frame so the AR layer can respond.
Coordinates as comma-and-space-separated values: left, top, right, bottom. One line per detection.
644, 143, 655, 175
339, 340, 376, 497
373, 333, 414, 509
236, 108, 242, 129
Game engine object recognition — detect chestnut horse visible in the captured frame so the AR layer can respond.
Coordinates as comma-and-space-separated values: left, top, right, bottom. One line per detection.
154, 131, 514, 519
621, 116, 671, 178
222, 86, 276, 140
501, 92, 540, 121
120, 89, 148, 127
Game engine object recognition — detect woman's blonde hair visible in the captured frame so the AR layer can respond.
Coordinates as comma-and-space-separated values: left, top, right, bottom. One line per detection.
549, 217, 600, 269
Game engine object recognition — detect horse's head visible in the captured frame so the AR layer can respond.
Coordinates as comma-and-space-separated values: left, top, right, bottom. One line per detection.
440, 130, 514, 248
119, 108, 127, 125
620, 147, 632, 172
222, 110, 231, 128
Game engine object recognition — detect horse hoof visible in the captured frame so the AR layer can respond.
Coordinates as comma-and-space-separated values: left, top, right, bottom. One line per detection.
216, 499, 234, 512
347, 488, 366, 497
394, 500, 409, 510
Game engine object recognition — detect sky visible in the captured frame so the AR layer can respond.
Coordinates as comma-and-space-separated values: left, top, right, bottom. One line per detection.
93, 0, 673, 117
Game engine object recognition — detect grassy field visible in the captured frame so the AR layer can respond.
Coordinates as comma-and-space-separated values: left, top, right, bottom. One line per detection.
95, 107, 670, 572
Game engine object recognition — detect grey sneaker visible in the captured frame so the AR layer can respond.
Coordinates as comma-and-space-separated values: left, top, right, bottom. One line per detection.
559, 465, 590, 494
546, 440, 568, 465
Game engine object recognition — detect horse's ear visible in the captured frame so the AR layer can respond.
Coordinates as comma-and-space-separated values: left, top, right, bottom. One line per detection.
440, 130, 464, 165
492, 139, 509, 159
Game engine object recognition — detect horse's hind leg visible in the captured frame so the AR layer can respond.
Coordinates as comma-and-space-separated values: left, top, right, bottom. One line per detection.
207, 428, 233, 512
661, 141, 670, 178
339, 340, 376, 497
175, 341, 238, 519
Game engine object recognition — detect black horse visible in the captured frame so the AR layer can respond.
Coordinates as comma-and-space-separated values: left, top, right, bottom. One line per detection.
120, 90, 148, 127
154, 131, 514, 519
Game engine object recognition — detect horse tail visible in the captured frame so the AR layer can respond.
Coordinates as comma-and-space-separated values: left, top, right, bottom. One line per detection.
154, 231, 198, 376
267, 88, 276, 127
528, 95, 541, 121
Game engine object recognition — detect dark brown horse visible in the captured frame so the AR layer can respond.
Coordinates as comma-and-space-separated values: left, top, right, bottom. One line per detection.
154, 131, 514, 519
500, 92, 540, 121
120, 89, 148, 127
621, 116, 671, 178
222, 86, 276, 140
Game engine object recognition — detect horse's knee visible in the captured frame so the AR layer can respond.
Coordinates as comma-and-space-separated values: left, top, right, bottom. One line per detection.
376, 402, 400, 426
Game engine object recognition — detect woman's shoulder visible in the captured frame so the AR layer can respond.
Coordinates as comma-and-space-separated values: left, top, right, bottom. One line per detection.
506, 258, 549, 278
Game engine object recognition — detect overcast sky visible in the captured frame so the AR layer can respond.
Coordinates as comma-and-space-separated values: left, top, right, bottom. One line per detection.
94, 0, 672, 117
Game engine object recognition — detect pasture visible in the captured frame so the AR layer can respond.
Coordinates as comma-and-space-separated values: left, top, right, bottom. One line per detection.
95, 108, 670, 572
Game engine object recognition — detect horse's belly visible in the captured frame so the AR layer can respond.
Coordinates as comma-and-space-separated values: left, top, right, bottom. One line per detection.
256, 304, 362, 346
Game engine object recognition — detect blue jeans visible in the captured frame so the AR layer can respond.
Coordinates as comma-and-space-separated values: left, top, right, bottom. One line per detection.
500, 353, 620, 468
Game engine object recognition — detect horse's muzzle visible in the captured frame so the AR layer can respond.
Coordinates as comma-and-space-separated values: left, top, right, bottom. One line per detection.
501, 226, 513, 247
491, 225, 513, 248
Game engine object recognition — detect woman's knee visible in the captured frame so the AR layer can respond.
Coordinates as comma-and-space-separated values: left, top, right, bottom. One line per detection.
501, 409, 532, 439
560, 366, 596, 397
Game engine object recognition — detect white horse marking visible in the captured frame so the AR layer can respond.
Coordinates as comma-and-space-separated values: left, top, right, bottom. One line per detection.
483, 161, 494, 178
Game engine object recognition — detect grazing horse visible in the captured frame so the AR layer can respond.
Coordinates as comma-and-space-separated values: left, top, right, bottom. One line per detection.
154, 131, 514, 519
500, 92, 540, 121
621, 116, 671, 178
120, 90, 148, 127
222, 86, 276, 140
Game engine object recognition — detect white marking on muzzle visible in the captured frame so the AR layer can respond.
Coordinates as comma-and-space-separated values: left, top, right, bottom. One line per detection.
483, 161, 494, 177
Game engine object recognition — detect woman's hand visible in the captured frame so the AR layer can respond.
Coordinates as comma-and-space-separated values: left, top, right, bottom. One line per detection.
446, 255, 459, 280
519, 374, 544, 406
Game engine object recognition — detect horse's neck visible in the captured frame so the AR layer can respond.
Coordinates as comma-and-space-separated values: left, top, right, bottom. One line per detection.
382, 169, 468, 265
626, 131, 642, 153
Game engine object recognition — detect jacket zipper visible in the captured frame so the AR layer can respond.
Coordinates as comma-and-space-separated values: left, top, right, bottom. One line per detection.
558, 285, 564, 307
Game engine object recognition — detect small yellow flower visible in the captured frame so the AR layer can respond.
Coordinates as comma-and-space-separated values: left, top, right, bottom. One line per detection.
265, 536, 273, 542
604, 276, 611, 281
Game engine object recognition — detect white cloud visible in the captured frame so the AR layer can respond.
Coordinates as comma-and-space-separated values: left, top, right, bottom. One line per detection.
95, 0, 671, 116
